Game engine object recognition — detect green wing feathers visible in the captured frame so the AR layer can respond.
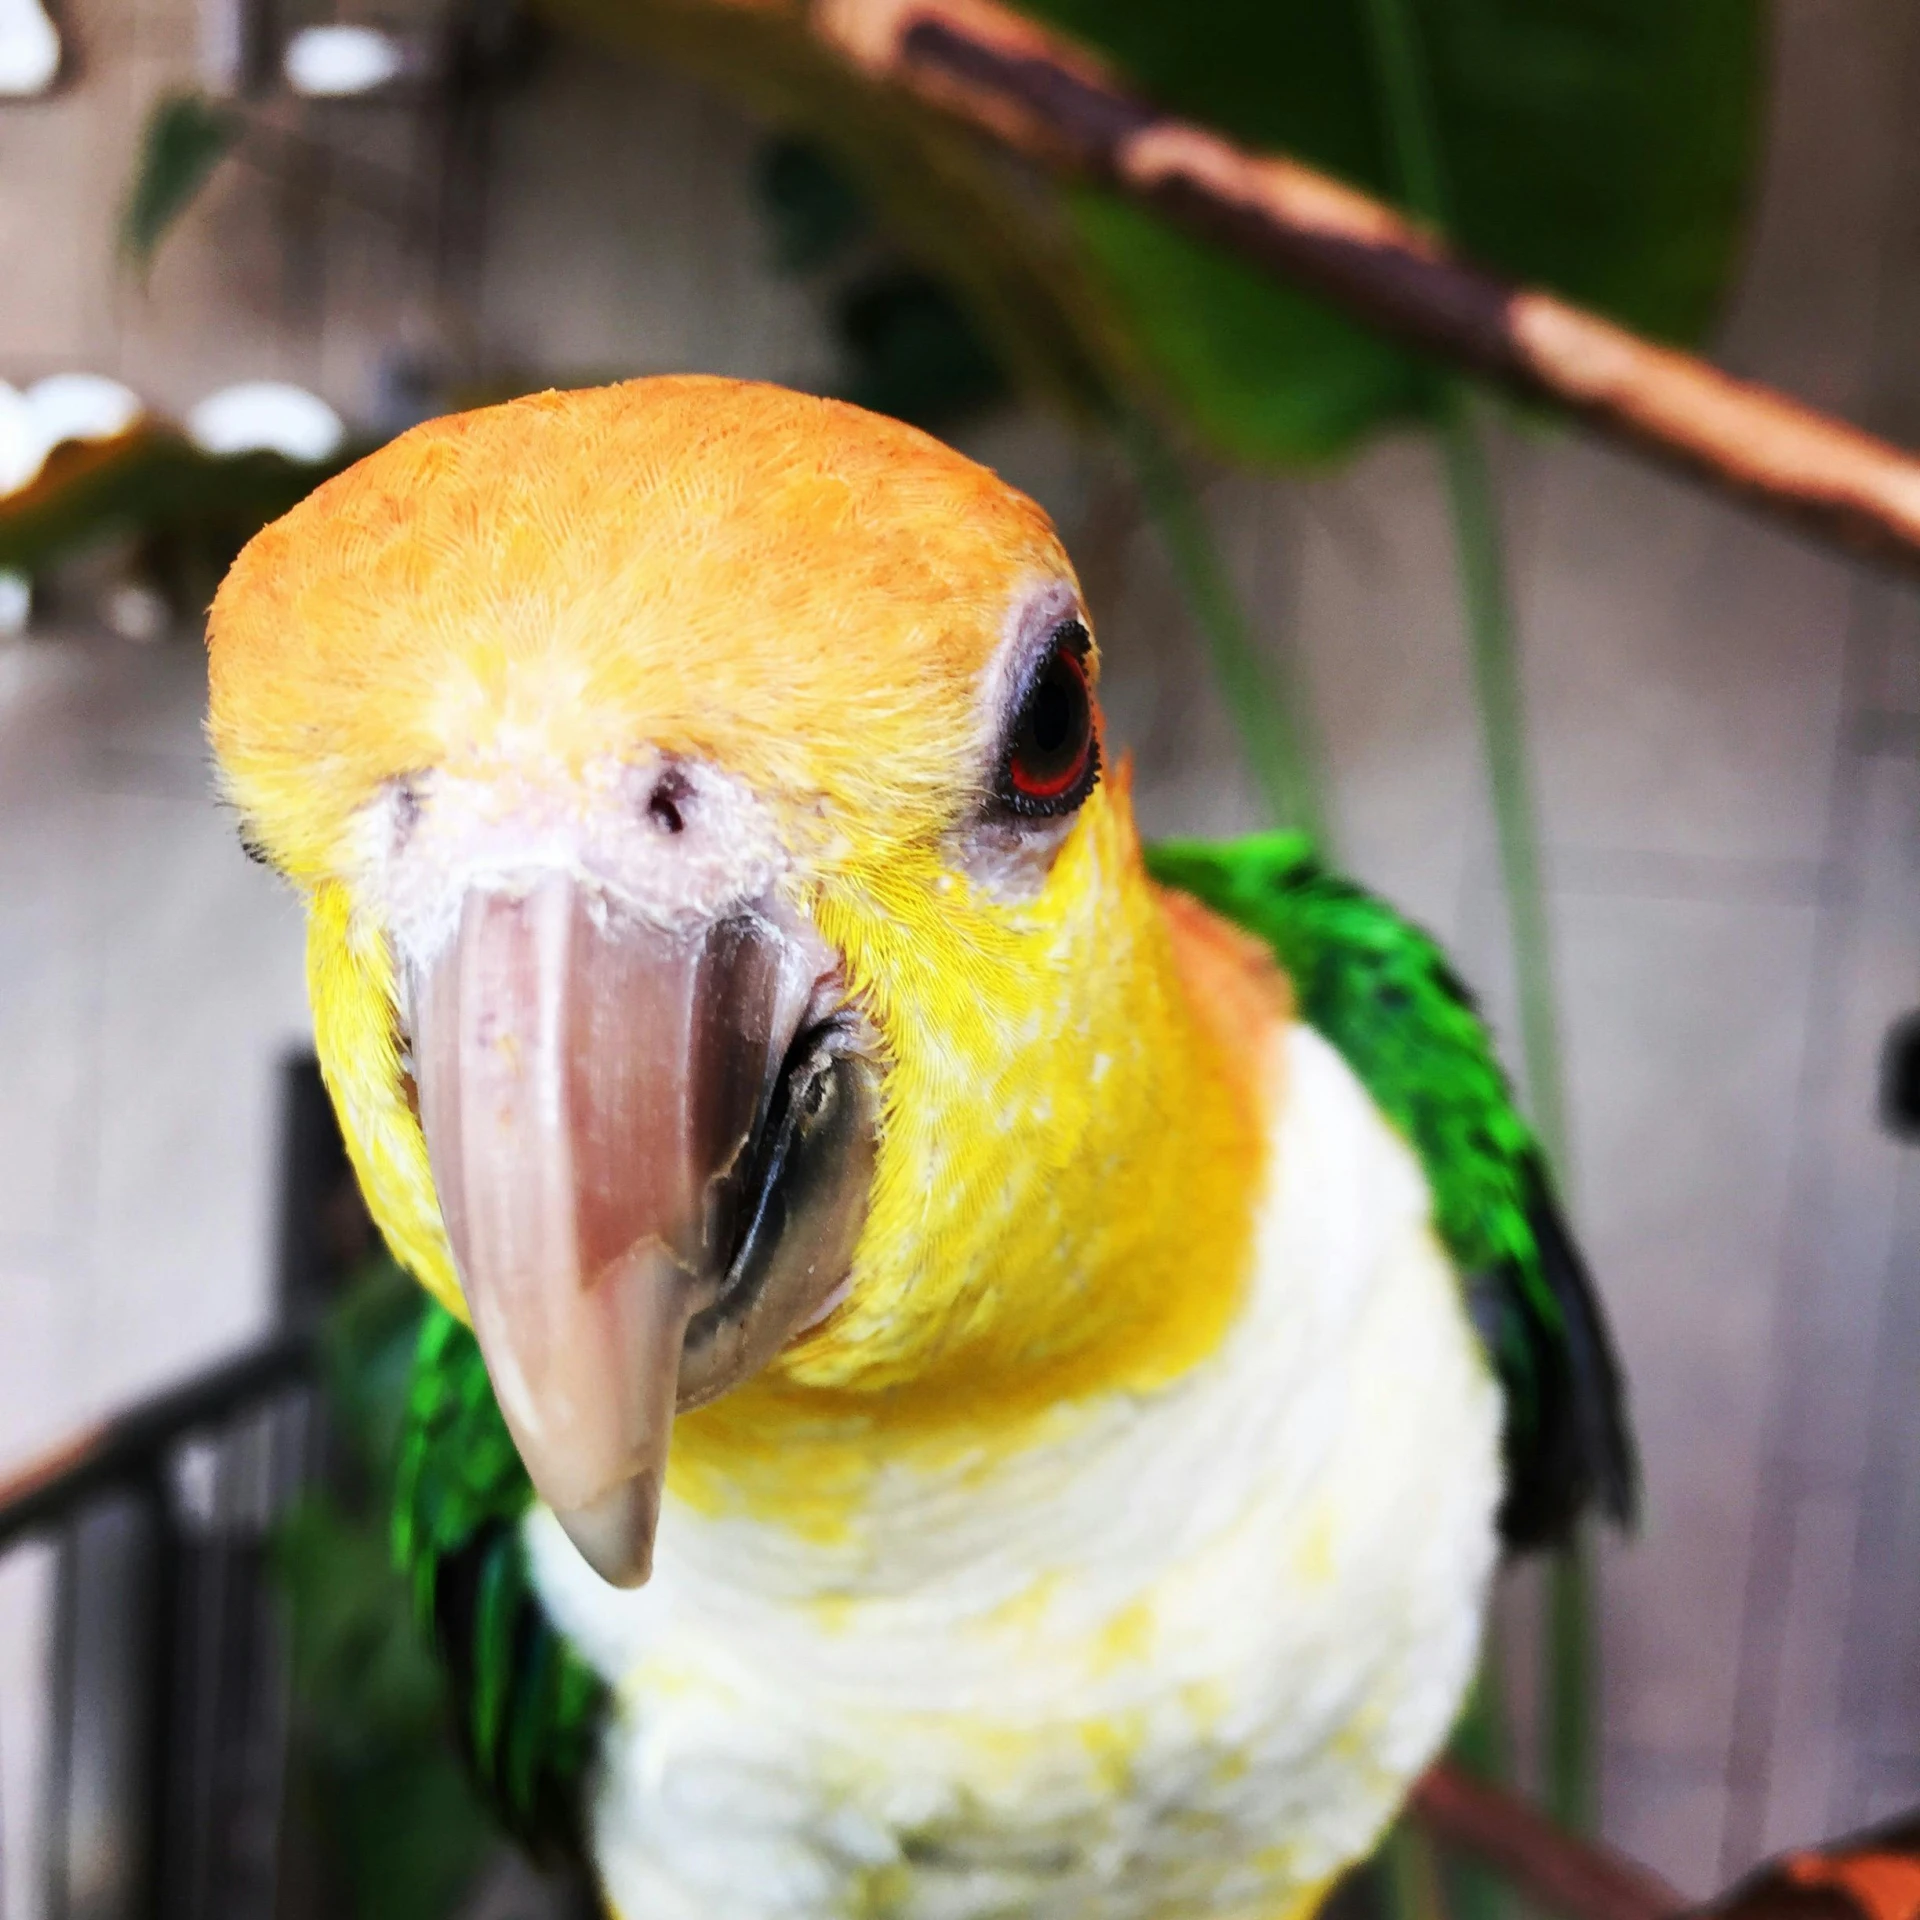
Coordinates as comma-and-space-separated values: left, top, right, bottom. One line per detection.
1146, 832, 1636, 1549
394, 1304, 608, 1856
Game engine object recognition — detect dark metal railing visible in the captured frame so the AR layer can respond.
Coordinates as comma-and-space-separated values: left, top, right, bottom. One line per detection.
0, 1057, 349, 1920
0, 1337, 314, 1559
37, 1377, 313, 1920
0, 1059, 596, 1920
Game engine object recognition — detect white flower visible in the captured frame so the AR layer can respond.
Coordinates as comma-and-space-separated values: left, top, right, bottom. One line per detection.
0, 572, 29, 636
186, 382, 345, 462
0, 374, 145, 497
0, 0, 59, 97
283, 24, 407, 97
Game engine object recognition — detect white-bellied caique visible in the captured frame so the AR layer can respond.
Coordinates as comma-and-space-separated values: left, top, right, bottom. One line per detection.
207, 377, 1632, 1920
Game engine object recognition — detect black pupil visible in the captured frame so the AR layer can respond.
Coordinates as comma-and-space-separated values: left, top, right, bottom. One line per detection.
1002, 629, 1094, 811
1027, 662, 1076, 760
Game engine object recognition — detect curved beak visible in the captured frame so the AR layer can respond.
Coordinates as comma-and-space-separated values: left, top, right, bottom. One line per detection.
409, 874, 877, 1587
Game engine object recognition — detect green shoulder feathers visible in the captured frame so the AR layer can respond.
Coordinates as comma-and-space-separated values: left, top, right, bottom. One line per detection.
394, 1305, 607, 1852
1146, 832, 1636, 1548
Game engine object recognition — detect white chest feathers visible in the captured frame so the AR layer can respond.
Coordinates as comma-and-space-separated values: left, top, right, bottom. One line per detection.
526, 1022, 1504, 1920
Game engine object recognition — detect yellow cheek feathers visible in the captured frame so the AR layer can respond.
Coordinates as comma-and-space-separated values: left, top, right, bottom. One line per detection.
307, 881, 464, 1321
669, 770, 1274, 1523
805, 775, 1262, 1404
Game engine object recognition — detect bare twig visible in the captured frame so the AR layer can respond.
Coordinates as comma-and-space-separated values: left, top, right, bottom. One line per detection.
757, 0, 1920, 577
1410, 1763, 1682, 1920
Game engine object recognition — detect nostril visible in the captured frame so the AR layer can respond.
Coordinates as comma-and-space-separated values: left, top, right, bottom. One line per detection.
646, 773, 689, 836
389, 775, 423, 852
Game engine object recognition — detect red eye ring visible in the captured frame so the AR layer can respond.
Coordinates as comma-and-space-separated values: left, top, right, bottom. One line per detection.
998, 622, 1100, 817
1009, 647, 1089, 800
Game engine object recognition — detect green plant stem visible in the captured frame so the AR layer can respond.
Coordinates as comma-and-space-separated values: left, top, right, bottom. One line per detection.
1118, 410, 1330, 842
1382, 1819, 1452, 1920
1449, 1648, 1510, 1783
1433, 390, 1569, 1167
1359, 0, 1591, 1842
1359, 0, 1449, 226
1445, 1657, 1513, 1920
1443, 374, 1593, 1837
1543, 1531, 1598, 1832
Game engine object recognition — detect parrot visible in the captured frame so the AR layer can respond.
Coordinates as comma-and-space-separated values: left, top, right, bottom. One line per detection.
205, 375, 1633, 1920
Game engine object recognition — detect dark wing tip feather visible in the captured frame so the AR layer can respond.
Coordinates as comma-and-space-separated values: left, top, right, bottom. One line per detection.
1496, 1158, 1638, 1551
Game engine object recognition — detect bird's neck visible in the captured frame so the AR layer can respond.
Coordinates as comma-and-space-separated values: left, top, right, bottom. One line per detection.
668, 798, 1284, 1534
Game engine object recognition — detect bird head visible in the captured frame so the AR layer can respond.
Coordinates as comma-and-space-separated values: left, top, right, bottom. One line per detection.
208, 378, 1264, 1586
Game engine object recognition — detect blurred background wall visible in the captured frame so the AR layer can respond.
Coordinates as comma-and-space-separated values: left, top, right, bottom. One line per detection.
2, 0, 1919, 1909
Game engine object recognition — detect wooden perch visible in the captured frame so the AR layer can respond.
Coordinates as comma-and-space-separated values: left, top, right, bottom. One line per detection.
1413, 1765, 1920, 1920
1412, 1763, 1681, 1920
774, 0, 1920, 577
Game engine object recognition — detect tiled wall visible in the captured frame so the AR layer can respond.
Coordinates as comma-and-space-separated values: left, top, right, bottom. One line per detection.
3, 0, 1919, 1905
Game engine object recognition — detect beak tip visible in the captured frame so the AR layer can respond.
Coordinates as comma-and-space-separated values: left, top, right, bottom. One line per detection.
555, 1473, 663, 1589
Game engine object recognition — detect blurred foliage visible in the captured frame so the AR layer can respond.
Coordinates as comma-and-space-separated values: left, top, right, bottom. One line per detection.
276, 1260, 497, 1920
1075, 201, 1427, 463
757, 137, 870, 275
122, 91, 241, 275
0, 429, 354, 614
549, 0, 1128, 424
754, 136, 1011, 434
834, 268, 1011, 430
112, 0, 1770, 469
547, 0, 1765, 468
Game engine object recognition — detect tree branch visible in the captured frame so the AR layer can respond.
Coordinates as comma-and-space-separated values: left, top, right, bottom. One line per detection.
773, 0, 1920, 576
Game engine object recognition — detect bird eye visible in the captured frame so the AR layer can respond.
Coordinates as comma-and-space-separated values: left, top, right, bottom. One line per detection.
998, 620, 1099, 817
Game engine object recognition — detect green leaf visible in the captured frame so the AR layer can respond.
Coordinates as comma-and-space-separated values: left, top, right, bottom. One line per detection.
532, 0, 1764, 469
0, 430, 352, 577
1070, 197, 1432, 465
757, 135, 871, 274
834, 267, 1011, 432
1018, 0, 1767, 465
122, 90, 241, 273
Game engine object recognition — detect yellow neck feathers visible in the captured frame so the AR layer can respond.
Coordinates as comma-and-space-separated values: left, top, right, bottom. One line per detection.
669, 777, 1280, 1528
